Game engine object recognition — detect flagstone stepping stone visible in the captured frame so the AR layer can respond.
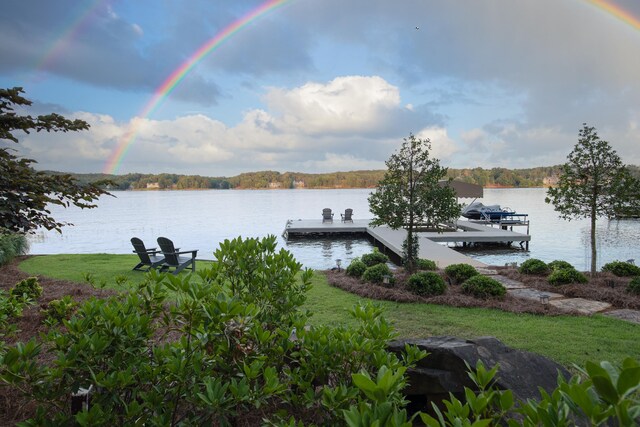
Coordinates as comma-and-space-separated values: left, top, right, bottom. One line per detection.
602, 309, 640, 325
507, 288, 563, 301
476, 268, 499, 275
549, 298, 611, 315
491, 275, 527, 289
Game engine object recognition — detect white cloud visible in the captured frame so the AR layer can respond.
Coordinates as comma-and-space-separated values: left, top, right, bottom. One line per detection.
265, 76, 401, 134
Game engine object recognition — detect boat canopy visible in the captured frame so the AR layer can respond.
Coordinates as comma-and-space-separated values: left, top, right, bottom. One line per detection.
437, 180, 483, 198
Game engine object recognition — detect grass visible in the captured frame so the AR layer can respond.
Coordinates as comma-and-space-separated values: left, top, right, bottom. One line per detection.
19, 255, 639, 368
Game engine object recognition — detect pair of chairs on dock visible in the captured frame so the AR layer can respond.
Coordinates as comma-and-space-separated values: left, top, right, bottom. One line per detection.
131, 237, 198, 275
323, 208, 353, 223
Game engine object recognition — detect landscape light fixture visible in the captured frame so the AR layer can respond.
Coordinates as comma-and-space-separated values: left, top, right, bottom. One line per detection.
336, 259, 342, 272
539, 294, 550, 307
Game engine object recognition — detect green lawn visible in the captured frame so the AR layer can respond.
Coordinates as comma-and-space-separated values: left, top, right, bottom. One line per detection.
19, 255, 639, 368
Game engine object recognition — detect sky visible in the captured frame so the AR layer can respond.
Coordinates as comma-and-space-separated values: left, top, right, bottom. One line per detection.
1, 0, 640, 177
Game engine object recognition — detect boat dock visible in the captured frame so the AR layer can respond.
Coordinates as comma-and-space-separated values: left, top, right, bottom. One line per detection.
283, 219, 531, 268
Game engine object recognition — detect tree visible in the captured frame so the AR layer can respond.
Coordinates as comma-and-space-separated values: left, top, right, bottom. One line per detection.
0, 87, 111, 234
368, 133, 460, 272
545, 123, 640, 275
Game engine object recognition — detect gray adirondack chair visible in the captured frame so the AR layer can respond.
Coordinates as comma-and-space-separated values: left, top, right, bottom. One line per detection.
341, 208, 353, 222
322, 208, 334, 223
131, 237, 166, 271
157, 237, 198, 274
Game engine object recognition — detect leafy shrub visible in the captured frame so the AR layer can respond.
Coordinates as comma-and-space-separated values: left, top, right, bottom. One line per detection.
407, 272, 446, 296
0, 236, 426, 426
461, 275, 506, 298
419, 358, 640, 427
10, 277, 42, 302
602, 261, 640, 277
548, 259, 575, 271
416, 259, 437, 271
0, 229, 29, 266
519, 258, 549, 275
42, 296, 78, 326
627, 277, 640, 295
362, 263, 394, 285
548, 268, 588, 285
361, 249, 389, 267
1, 290, 26, 343
444, 263, 479, 285
346, 258, 367, 278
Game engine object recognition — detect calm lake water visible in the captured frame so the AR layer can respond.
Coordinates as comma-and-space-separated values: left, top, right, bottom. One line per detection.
28, 188, 639, 271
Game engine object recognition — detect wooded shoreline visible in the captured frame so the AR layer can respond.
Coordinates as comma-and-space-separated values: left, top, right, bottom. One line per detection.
51, 164, 640, 191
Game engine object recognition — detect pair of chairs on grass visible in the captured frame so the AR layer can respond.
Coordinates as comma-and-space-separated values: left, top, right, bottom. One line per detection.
131, 237, 197, 275
322, 208, 353, 223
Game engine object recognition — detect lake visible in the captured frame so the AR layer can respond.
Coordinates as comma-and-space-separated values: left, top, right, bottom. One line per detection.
27, 188, 639, 271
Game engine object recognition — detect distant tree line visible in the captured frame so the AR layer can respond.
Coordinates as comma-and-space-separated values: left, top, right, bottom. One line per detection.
51, 164, 639, 191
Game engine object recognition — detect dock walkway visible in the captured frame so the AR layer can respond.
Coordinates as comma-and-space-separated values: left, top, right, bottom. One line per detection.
283, 219, 531, 268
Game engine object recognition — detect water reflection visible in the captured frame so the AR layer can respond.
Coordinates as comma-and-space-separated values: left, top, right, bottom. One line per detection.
26, 188, 639, 270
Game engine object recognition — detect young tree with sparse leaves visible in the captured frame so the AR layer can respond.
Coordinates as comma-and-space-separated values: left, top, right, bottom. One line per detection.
368, 133, 460, 272
0, 87, 111, 234
546, 123, 640, 275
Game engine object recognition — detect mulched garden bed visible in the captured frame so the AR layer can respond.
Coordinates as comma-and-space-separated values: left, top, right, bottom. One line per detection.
325, 265, 640, 314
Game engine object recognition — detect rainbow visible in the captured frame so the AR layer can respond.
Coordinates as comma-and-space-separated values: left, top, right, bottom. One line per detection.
36, 0, 105, 73
585, 0, 640, 31
103, 0, 639, 174
103, 0, 293, 174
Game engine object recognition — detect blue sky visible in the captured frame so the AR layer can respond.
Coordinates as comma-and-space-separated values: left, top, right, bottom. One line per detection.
1, 0, 640, 176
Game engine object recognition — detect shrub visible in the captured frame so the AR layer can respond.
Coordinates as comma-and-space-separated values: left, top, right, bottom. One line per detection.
519, 258, 549, 275
0, 229, 29, 266
10, 277, 42, 302
346, 258, 367, 278
407, 272, 446, 296
444, 263, 479, 285
42, 296, 78, 326
602, 261, 640, 277
548, 260, 575, 271
0, 236, 427, 426
627, 277, 640, 295
461, 275, 506, 298
416, 258, 437, 271
361, 249, 389, 267
362, 263, 394, 285
548, 268, 588, 285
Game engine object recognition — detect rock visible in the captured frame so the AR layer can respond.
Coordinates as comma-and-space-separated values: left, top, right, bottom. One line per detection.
387, 336, 570, 408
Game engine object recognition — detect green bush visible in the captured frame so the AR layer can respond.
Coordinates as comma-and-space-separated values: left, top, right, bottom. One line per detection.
548, 260, 575, 271
519, 258, 549, 275
42, 296, 78, 326
548, 268, 588, 285
627, 277, 640, 295
602, 261, 640, 277
444, 263, 479, 285
407, 272, 446, 296
0, 229, 29, 266
416, 258, 437, 271
419, 358, 640, 427
10, 277, 42, 302
0, 235, 427, 426
346, 258, 367, 278
461, 275, 506, 298
361, 249, 389, 267
362, 263, 394, 285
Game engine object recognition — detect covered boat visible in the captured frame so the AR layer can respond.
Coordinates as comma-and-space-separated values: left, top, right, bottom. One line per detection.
461, 201, 514, 220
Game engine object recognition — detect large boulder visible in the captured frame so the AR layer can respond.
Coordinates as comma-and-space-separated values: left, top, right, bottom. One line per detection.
387, 336, 570, 408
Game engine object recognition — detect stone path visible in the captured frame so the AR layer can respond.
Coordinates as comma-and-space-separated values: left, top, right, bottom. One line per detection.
489, 274, 640, 324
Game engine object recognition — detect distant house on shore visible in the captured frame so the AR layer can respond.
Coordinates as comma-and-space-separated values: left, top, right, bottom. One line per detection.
268, 181, 282, 189
146, 182, 160, 189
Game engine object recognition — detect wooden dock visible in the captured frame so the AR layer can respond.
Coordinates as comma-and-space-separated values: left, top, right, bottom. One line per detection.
283, 219, 531, 268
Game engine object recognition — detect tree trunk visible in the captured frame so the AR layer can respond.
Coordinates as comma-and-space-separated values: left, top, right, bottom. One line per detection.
590, 210, 597, 276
